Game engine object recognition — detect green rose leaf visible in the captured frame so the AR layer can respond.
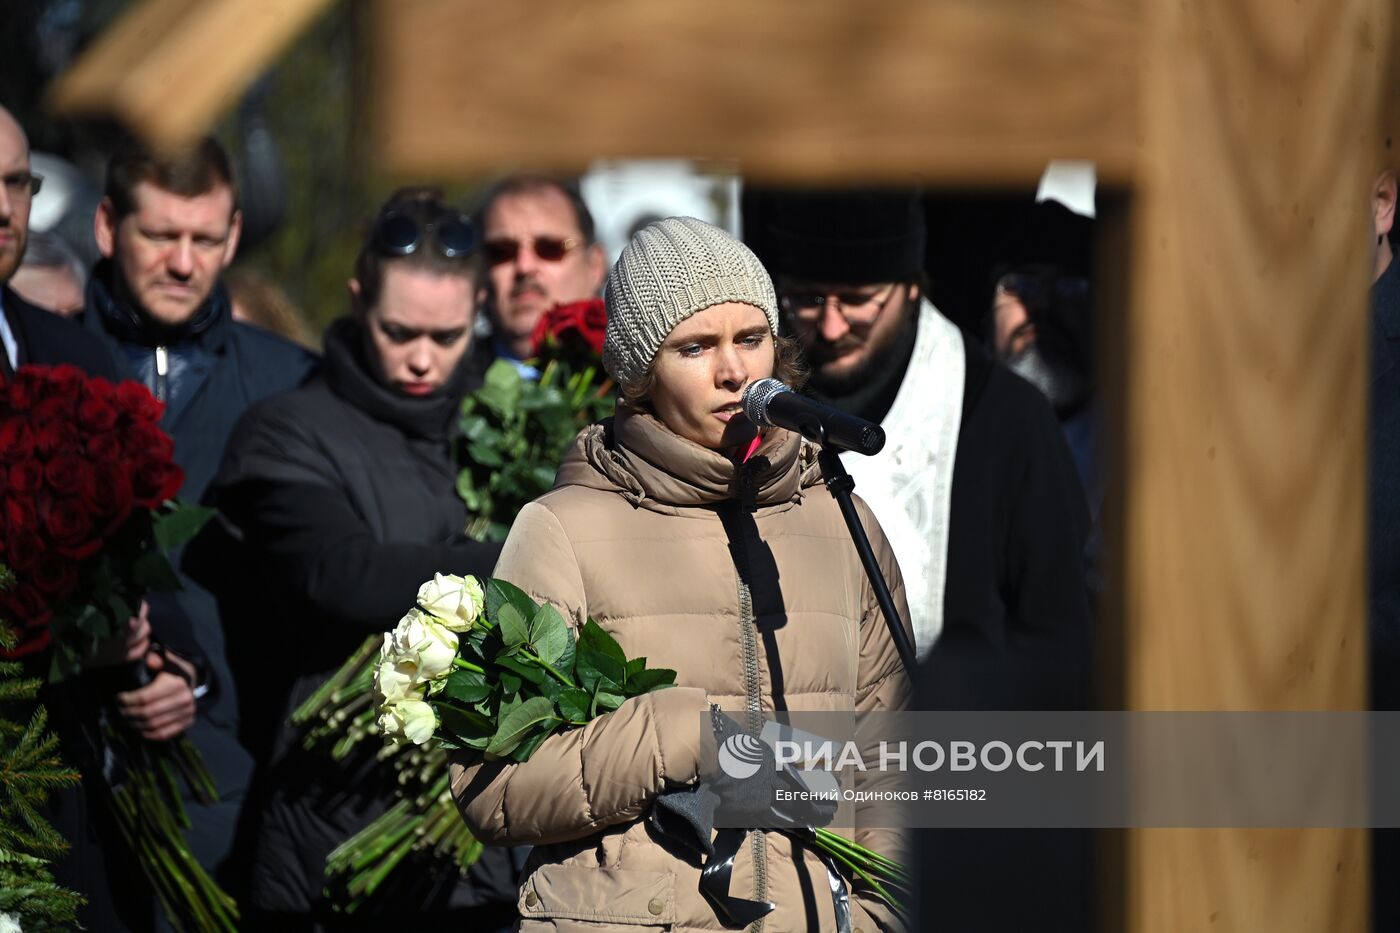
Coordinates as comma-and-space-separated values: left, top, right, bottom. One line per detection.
441, 667, 491, 704
499, 671, 523, 697
495, 654, 546, 686
487, 579, 541, 628
577, 647, 625, 692
625, 668, 678, 694
439, 704, 493, 747
498, 603, 529, 649
486, 696, 558, 757
528, 604, 571, 666
153, 503, 216, 551
578, 620, 626, 665
624, 657, 647, 680
511, 726, 553, 762
131, 551, 182, 591
595, 689, 625, 713
556, 688, 592, 723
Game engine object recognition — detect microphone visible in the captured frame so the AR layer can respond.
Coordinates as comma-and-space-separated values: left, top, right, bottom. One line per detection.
742, 378, 886, 456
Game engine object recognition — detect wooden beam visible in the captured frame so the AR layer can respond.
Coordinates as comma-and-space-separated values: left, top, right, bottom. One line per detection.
1123, 0, 1386, 929
48, 0, 336, 150
370, 0, 1142, 186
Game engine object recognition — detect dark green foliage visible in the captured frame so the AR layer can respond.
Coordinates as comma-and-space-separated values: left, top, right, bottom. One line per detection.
457, 359, 616, 541
0, 607, 85, 931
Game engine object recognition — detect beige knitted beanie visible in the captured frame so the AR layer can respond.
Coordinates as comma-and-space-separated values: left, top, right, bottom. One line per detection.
602, 216, 779, 387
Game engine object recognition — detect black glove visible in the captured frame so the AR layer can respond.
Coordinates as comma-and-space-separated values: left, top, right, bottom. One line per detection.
708, 707, 838, 831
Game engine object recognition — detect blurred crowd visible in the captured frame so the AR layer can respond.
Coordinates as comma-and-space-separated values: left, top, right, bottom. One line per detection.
0, 97, 1115, 932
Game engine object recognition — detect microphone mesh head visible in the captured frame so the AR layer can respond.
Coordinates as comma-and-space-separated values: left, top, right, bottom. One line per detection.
742, 378, 790, 427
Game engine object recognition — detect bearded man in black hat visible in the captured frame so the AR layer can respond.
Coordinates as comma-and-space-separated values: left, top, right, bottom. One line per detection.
753, 189, 1092, 706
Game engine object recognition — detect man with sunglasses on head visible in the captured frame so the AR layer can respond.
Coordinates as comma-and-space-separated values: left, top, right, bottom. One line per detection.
477, 174, 607, 371
208, 188, 516, 929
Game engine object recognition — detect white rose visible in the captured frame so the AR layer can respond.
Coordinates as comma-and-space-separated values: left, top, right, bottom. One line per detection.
374, 653, 418, 704
417, 573, 485, 633
377, 697, 437, 746
0, 911, 22, 933
389, 608, 458, 682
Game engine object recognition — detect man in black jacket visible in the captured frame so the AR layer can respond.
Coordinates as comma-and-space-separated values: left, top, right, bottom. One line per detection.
79, 135, 318, 909
209, 188, 514, 928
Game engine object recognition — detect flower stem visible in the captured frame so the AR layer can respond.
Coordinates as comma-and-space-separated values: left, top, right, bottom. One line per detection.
517, 648, 572, 685
452, 657, 485, 674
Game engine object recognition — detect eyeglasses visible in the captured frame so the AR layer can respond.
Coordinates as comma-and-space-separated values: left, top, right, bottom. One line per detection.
483, 235, 583, 267
374, 210, 477, 259
1, 171, 43, 199
779, 283, 899, 326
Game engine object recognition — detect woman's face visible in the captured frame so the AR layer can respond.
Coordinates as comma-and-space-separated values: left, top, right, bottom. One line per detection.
357, 264, 478, 396
648, 301, 775, 451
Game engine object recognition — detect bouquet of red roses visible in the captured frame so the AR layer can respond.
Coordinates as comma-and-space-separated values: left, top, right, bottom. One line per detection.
456, 298, 615, 541
0, 364, 237, 931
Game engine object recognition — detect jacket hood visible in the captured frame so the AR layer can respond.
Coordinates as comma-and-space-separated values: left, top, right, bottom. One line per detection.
85, 259, 232, 349
554, 404, 820, 512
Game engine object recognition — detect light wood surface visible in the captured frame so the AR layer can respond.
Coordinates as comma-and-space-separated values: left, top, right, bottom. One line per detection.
48, 0, 334, 151
1123, 0, 1385, 929
369, 0, 1141, 185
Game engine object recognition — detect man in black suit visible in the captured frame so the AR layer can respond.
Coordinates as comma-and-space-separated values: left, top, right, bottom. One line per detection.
0, 106, 119, 378
1, 103, 213, 931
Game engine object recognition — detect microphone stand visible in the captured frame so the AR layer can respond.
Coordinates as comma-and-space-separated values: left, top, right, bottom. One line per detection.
811, 430, 919, 677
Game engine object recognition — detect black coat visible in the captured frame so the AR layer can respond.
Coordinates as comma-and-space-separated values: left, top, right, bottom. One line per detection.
3, 285, 124, 378
208, 316, 512, 917
913, 338, 1095, 933
79, 265, 318, 904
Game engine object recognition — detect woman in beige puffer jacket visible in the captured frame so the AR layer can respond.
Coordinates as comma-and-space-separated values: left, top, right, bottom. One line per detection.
451, 217, 911, 933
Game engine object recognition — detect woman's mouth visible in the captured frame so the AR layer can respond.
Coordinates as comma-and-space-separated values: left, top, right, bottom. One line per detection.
714, 402, 744, 423
399, 381, 436, 397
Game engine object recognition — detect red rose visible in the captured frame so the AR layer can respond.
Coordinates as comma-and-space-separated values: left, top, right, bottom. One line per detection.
4, 494, 38, 537
5, 371, 43, 412
4, 529, 44, 574
77, 390, 120, 432
86, 431, 124, 462
46, 364, 85, 396
0, 418, 35, 460
531, 299, 609, 357
0, 583, 54, 655
124, 421, 175, 465
32, 552, 79, 598
84, 463, 134, 532
116, 380, 165, 424
133, 459, 183, 508
31, 417, 75, 458
43, 496, 98, 558
9, 459, 43, 496
44, 454, 91, 497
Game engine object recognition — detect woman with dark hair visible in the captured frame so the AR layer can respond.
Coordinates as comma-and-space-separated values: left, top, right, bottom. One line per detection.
210, 188, 517, 928
451, 217, 911, 932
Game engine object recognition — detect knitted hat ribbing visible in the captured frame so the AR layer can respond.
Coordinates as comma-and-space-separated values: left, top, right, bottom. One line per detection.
603, 217, 779, 387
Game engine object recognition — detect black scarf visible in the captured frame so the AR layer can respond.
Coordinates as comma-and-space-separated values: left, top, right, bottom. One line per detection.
321, 315, 482, 442
85, 259, 232, 349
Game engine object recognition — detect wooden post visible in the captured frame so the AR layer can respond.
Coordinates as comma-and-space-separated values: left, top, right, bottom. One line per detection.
1123, 1, 1389, 929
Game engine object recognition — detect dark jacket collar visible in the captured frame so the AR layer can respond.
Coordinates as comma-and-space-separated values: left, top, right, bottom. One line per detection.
84, 259, 233, 349
1375, 255, 1400, 340
322, 315, 481, 442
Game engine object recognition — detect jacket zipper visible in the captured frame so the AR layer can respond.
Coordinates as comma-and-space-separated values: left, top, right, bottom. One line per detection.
730, 464, 767, 933
154, 345, 169, 402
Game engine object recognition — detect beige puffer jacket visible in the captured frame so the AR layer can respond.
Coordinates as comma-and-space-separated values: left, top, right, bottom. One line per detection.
451, 407, 911, 933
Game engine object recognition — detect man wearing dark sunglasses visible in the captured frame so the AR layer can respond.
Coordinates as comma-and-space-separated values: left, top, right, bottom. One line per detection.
477, 175, 606, 368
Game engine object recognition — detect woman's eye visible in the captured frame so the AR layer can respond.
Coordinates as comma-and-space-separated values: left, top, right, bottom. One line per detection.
677, 344, 703, 357
741, 334, 767, 347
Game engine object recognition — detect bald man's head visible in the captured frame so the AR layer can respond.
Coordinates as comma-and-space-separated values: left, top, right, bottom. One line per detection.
0, 106, 34, 285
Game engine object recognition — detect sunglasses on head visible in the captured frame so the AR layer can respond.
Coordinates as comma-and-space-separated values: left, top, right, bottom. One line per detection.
374, 210, 477, 259
483, 235, 583, 267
